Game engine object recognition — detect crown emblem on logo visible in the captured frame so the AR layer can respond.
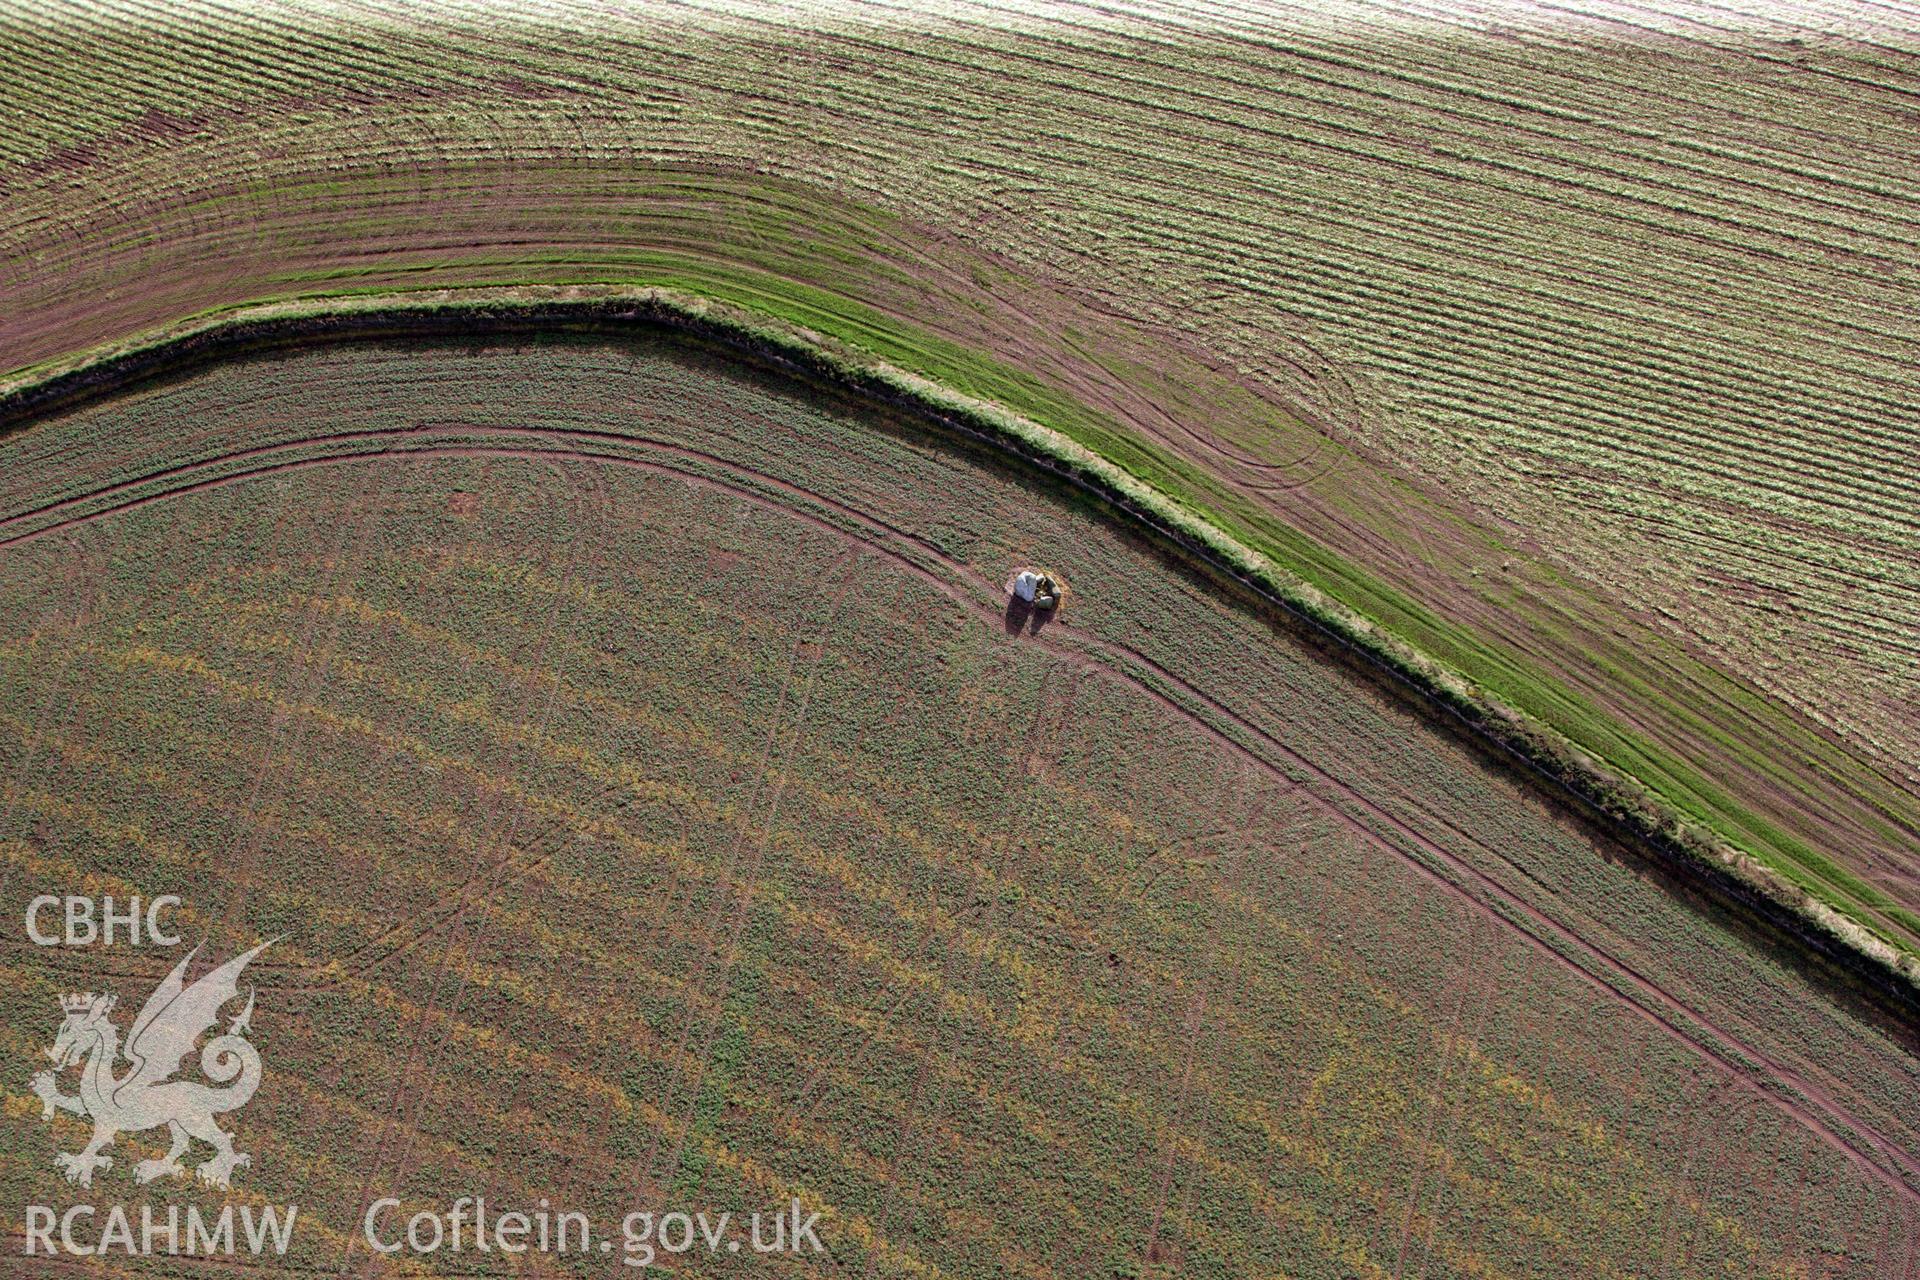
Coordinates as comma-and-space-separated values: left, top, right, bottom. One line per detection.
32, 942, 275, 1191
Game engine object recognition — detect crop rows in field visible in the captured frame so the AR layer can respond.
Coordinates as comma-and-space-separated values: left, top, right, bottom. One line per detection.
6, 287, 1916, 995
1, 0, 1916, 962
2, 334, 1916, 1277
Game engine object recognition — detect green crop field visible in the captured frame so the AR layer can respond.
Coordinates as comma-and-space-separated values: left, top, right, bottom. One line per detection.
2, 334, 1917, 1276
1, 1, 1917, 1276
1, 0, 1915, 964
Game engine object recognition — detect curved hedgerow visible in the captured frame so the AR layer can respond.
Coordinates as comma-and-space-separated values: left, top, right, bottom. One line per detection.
3, 283, 1916, 1012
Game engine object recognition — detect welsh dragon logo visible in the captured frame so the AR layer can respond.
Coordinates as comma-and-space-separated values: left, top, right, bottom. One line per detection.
29, 941, 274, 1190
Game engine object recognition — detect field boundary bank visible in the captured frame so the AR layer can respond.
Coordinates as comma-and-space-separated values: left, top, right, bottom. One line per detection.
3, 284, 1916, 1020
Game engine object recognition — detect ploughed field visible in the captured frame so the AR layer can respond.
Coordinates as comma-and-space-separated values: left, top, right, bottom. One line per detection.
1, 335, 1916, 1277
3, 0, 1917, 960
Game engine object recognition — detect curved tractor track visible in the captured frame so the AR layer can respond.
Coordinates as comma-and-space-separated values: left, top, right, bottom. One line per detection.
2, 331, 1918, 1278
10, 411, 1920, 1201
3, 159, 1917, 974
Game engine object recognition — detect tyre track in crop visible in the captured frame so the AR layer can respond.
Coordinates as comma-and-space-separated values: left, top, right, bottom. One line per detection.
211, 460, 394, 945
0, 479, 207, 920
1672, 1084, 1739, 1280
332, 459, 599, 1277
1395, 912, 1502, 1280
0, 617, 1497, 1274
0, 526, 106, 912
749, 640, 1073, 1274
15, 621, 1497, 1280
6, 6, 1919, 818
852, 667, 1082, 1274
363, 467, 631, 1277
1140, 984, 1209, 1278
1104, 669, 1236, 1278
1075, 630, 1920, 1203
1384, 915, 1476, 1279
562, 487, 776, 1199
0, 587, 1873, 1274
259, 557, 635, 1000
851, 648, 1069, 1280
901, 656, 1065, 1273
2, 635, 585, 1003
5, 421, 1917, 1210
857, 212, 1346, 497
629, 544, 861, 1212
364, 464, 610, 1217
777, 649, 1040, 1198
